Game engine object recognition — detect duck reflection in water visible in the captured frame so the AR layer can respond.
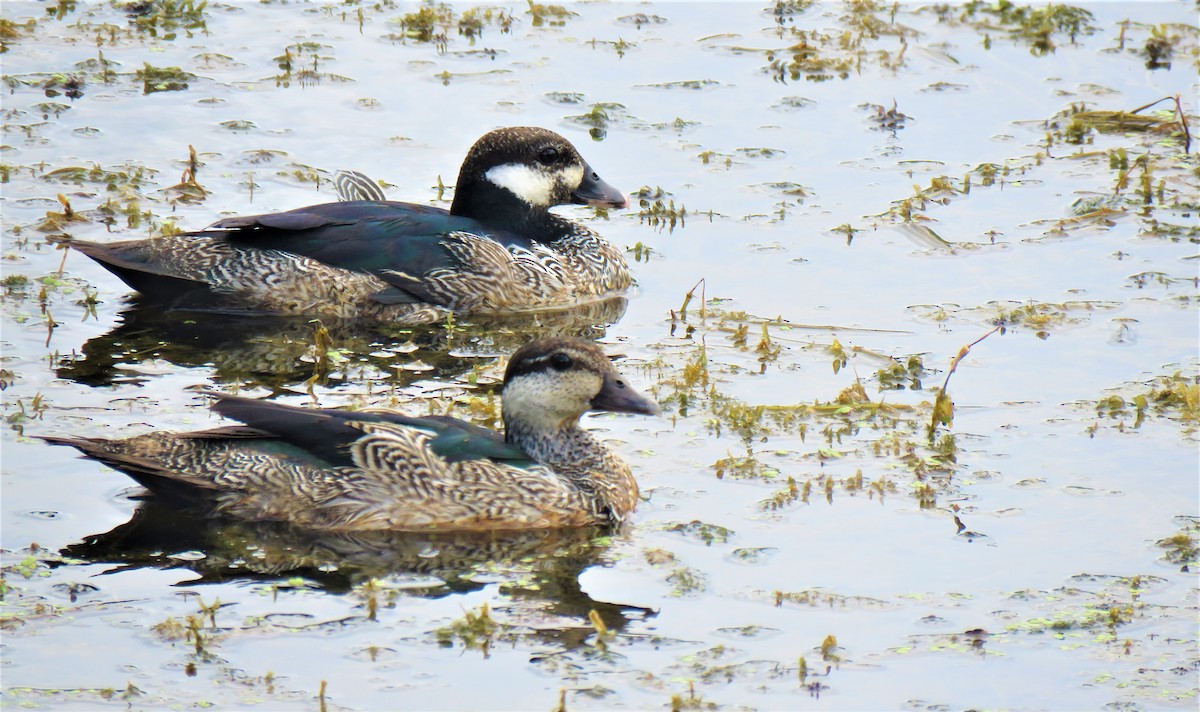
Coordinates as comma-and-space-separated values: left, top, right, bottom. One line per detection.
64, 500, 655, 638
56, 294, 628, 390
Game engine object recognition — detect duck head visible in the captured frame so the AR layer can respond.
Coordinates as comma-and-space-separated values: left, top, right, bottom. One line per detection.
501, 336, 657, 437
451, 127, 628, 229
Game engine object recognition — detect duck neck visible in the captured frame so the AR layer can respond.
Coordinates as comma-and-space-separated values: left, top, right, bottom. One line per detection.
451, 180, 565, 241
504, 417, 639, 522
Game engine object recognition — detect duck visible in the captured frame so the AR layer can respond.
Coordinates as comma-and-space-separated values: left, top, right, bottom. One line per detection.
67, 127, 632, 322
40, 337, 659, 531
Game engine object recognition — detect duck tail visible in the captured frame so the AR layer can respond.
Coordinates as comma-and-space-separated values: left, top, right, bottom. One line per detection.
64, 238, 213, 300
37, 433, 223, 505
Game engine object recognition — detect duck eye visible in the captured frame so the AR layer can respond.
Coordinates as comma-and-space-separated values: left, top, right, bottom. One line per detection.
549, 352, 573, 371
538, 147, 560, 165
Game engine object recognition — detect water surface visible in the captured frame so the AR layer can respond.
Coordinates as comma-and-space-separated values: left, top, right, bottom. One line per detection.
2, 1, 1197, 709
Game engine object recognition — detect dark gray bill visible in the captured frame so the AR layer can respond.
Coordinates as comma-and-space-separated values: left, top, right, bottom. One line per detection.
590, 371, 659, 416
571, 163, 629, 209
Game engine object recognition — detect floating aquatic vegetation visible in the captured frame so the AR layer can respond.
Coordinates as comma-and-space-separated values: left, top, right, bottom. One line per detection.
919, 81, 970, 93
754, 0, 918, 83
135, 63, 194, 93
616, 13, 667, 28
39, 73, 85, 100
271, 44, 352, 88
1087, 371, 1199, 439
526, 0, 576, 28
0, 18, 37, 53
695, 149, 745, 170
387, 3, 514, 49
30, 101, 71, 119
769, 0, 815, 20
1049, 95, 1192, 152
458, 6, 515, 41
664, 566, 708, 597
639, 117, 702, 134
663, 520, 734, 546
772, 588, 895, 611
874, 354, 929, 391
394, 2, 454, 45
861, 99, 910, 132
544, 90, 585, 104
218, 119, 256, 133
735, 146, 785, 159
763, 37, 856, 83
759, 470, 899, 510
909, 300, 1118, 336
636, 79, 720, 91
864, 94, 1197, 252
930, 1, 1097, 55
2, 274, 31, 295
73, 50, 120, 84
160, 144, 207, 205
5, 393, 48, 436
770, 95, 816, 111
444, 47, 501, 61
589, 37, 636, 58
1155, 519, 1198, 568
121, 0, 210, 40
39, 161, 157, 190
1138, 24, 1176, 69
433, 603, 504, 654
431, 67, 512, 86
654, 286, 959, 510
564, 101, 628, 130
635, 185, 686, 233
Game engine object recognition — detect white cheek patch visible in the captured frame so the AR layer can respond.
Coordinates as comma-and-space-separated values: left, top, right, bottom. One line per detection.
562, 164, 585, 196
485, 163, 586, 207
485, 163, 555, 206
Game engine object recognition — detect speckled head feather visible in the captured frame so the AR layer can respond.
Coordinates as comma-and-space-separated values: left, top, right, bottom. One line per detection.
452, 127, 628, 219
39, 337, 657, 531
504, 337, 656, 422
499, 336, 658, 496
503, 335, 612, 382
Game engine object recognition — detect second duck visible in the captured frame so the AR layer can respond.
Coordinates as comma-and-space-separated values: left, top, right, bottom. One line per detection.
42, 337, 658, 531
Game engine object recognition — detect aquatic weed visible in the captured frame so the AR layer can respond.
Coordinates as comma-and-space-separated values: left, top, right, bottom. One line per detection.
1089, 371, 1199, 438
396, 3, 453, 44
433, 603, 501, 654
635, 186, 686, 233
943, 1, 1097, 54
1155, 520, 1198, 568
122, 0, 210, 39
526, 0, 576, 28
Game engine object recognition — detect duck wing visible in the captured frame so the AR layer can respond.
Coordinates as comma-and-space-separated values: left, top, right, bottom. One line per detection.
209, 393, 534, 467
211, 201, 536, 306
209, 395, 589, 530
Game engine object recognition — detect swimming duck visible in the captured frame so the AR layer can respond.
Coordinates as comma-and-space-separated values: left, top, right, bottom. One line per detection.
67, 127, 632, 322
41, 337, 658, 531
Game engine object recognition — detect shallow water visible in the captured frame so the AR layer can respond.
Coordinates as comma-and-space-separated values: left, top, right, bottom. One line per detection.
2, 1, 1198, 709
